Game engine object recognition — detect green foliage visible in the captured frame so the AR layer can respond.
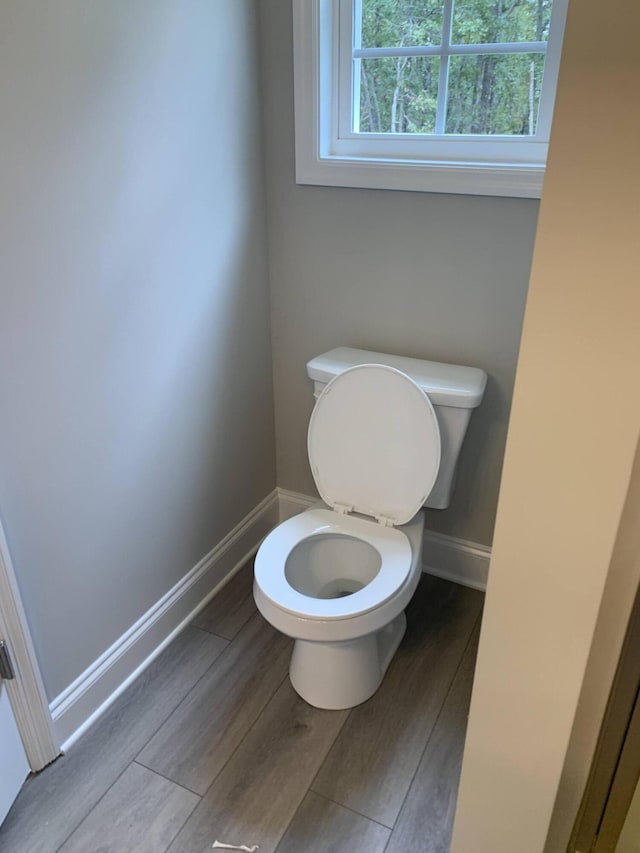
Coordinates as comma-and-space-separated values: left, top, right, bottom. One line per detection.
361, 0, 443, 48
357, 0, 552, 135
360, 56, 439, 134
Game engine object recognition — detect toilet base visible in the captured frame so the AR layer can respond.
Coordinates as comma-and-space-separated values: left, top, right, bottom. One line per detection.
288, 611, 407, 709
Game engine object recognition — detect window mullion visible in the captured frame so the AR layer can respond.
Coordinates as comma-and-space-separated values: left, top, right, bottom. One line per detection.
354, 42, 547, 59
351, 0, 362, 132
337, 0, 355, 139
435, 0, 455, 135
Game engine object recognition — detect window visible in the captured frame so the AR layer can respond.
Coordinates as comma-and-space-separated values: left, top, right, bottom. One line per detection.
293, 0, 568, 197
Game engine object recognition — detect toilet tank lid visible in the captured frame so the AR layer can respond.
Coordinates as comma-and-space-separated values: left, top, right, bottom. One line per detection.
307, 347, 487, 409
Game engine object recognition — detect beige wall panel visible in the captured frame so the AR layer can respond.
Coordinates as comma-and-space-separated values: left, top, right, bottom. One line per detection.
451, 1, 640, 850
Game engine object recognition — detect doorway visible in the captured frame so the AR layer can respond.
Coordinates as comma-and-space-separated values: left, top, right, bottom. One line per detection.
0, 516, 59, 823
571, 582, 640, 852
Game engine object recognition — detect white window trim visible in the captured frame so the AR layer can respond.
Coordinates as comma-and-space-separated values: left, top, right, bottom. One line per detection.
292, 0, 568, 198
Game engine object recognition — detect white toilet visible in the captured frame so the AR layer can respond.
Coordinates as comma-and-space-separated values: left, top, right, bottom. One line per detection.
254, 347, 486, 709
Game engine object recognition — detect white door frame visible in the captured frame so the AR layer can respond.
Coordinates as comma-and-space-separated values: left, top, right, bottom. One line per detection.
0, 519, 59, 770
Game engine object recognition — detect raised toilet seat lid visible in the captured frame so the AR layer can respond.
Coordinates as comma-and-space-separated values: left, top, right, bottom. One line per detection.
307, 364, 441, 526
254, 508, 412, 620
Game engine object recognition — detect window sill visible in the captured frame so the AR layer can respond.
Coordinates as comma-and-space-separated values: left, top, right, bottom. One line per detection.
295, 152, 545, 198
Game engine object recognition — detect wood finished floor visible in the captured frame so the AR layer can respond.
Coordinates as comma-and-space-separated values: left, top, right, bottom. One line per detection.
0, 563, 483, 853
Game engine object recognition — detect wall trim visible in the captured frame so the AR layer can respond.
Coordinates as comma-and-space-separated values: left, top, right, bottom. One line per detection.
0, 518, 59, 770
422, 529, 490, 591
277, 487, 316, 521
50, 490, 280, 751
277, 488, 490, 591
51, 486, 488, 751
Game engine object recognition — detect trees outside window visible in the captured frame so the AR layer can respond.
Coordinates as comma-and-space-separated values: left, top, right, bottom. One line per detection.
356, 0, 553, 137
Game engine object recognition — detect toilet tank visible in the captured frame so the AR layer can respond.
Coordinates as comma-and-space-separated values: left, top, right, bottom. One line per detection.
306, 347, 487, 510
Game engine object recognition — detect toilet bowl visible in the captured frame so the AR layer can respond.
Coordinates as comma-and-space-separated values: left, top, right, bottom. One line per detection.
254, 362, 443, 709
254, 503, 425, 709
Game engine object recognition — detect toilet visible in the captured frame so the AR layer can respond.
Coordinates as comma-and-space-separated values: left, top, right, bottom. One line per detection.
254, 347, 486, 710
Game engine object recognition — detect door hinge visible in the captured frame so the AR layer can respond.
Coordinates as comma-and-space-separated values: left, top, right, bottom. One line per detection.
0, 639, 16, 680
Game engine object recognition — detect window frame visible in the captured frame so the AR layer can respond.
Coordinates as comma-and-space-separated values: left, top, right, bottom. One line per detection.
292, 0, 568, 198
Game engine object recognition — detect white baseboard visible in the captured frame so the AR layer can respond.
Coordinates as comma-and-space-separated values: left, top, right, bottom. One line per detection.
51, 486, 489, 751
422, 530, 490, 591
277, 487, 317, 521
277, 488, 490, 591
50, 490, 280, 750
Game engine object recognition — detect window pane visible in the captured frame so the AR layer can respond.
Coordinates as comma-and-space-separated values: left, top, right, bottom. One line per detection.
445, 53, 544, 134
357, 57, 440, 133
451, 0, 553, 45
360, 0, 444, 49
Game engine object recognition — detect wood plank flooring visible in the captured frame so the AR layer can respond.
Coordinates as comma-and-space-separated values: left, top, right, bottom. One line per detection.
0, 561, 483, 853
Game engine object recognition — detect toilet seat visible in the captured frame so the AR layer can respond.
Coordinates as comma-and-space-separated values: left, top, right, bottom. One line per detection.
254, 508, 412, 621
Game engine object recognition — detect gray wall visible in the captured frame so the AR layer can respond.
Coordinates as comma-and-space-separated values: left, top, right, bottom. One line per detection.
258, 0, 539, 547
0, 0, 275, 699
